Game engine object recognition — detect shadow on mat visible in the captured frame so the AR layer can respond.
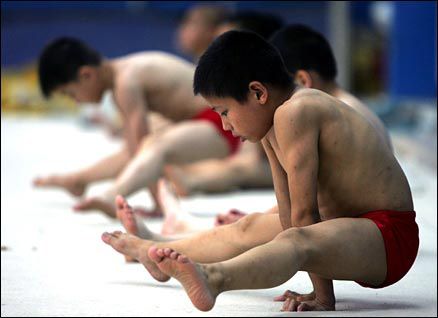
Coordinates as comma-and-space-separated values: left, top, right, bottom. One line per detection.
336, 297, 420, 311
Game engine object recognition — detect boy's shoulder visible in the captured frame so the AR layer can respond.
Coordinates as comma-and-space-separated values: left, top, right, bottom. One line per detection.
273, 88, 327, 124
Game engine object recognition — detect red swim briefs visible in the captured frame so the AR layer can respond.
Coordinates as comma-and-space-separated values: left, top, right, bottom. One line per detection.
356, 210, 419, 288
192, 108, 241, 154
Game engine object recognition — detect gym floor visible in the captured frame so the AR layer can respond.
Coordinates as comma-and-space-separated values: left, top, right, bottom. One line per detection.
1, 115, 436, 316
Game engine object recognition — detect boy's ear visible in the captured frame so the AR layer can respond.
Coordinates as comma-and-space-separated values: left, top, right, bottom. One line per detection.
294, 70, 313, 88
77, 66, 95, 81
248, 81, 268, 104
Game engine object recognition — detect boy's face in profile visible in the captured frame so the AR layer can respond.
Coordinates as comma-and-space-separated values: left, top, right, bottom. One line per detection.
206, 88, 274, 143
57, 67, 104, 104
178, 9, 215, 56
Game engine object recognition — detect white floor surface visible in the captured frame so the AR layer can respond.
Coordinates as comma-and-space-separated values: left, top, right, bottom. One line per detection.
1, 116, 437, 316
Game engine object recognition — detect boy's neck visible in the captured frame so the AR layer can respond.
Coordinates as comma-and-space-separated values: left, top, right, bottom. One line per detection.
315, 80, 339, 96
100, 61, 115, 90
274, 83, 298, 107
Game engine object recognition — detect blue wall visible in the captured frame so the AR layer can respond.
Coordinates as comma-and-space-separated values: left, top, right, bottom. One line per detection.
389, 1, 437, 100
1, 1, 328, 67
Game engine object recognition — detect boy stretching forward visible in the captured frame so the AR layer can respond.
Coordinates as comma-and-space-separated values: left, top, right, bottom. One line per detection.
34, 38, 239, 217
102, 31, 418, 311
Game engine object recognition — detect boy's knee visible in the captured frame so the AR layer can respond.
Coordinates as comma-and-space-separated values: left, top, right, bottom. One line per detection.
234, 212, 263, 234
274, 227, 307, 244
138, 134, 157, 152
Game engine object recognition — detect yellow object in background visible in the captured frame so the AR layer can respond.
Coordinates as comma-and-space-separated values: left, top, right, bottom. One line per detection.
1, 64, 77, 115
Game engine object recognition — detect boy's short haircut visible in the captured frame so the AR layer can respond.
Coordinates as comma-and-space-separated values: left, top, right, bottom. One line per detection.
194, 30, 293, 103
38, 37, 102, 98
225, 11, 284, 39
269, 24, 337, 81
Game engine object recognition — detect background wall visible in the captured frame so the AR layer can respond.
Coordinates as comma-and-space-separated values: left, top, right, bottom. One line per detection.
1, 1, 436, 102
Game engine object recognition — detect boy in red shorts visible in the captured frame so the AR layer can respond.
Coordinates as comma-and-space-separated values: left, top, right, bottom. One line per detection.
101, 31, 419, 312
33, 37, 239, 217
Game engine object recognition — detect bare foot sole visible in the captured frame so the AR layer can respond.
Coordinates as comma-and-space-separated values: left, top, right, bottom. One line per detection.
215, 209, 247, 226
163, 166, 190, 197
148, 246, 216, 311
73, 197, 116, 218
33, 175, 86, 197
101, 231, 170, 282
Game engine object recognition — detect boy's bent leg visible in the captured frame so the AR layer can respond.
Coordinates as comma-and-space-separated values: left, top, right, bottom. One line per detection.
100, 121, 230, 205
102, 212, 283, 271
148, 217, 386, 311
33, 147, 131, 196
165, 141, 272, 195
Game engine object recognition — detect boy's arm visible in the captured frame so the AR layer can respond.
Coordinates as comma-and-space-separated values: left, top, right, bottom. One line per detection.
275, 101, 335, 307
260, 138, 290, 227
115, 79, 150, 156
274, 103, 320, 228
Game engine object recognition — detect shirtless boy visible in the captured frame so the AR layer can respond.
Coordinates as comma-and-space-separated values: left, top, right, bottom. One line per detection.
34, 37, 239, 217
102, 31, 418, 312
166, 24, 394, 226
165, 11, 285, 197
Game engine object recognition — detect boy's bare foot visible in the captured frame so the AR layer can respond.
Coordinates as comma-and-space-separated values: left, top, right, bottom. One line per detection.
214, 209, 247, 226
33, 175, 86, 197
116, 195, 156, 238
101, 231, 170, 282
148, 246, 216, 311
163, 166, 191, 197
73, 197, 116, 218
116, 195, 162, 262
131, 207, 163, 219
157, 179, 191, 235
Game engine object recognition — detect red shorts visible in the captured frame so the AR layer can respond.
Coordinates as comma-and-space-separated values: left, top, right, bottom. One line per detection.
192, 108, 241, 154
356, 210, 419, 288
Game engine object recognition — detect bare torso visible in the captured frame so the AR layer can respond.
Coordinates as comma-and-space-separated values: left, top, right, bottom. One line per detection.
111, 52, 206, 121
266, 88, 413, 222
333, 88, 393, 152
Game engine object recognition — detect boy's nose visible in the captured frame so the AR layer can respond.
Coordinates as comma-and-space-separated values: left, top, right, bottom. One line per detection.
221, 118, 232, 132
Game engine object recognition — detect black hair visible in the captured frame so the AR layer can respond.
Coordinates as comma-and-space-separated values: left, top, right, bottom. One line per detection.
38, 37, 102, 98
225, 11, 284, 39
194, 30, 293, 102
269, 24, 337, 81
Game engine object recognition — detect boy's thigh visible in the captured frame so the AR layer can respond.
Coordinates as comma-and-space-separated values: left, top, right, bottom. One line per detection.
159, 121, 229, 163
299, 218, 387, 286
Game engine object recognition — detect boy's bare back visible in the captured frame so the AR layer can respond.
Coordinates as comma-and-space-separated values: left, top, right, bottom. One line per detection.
264, 88, 413, 228
110, 52, 206, 121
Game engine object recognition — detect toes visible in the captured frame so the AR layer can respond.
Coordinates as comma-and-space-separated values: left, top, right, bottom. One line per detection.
101, 232, 113, 244
148, 246, 164, 263
157, 248, 165, 258
170, 251, 179, 259
215, 214, 226, 226
164, 248, 172, 256
177, 254, 188, 263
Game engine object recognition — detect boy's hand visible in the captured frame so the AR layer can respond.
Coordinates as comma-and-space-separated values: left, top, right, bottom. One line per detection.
273, 289, 315, 302
280, 298, 334, 311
